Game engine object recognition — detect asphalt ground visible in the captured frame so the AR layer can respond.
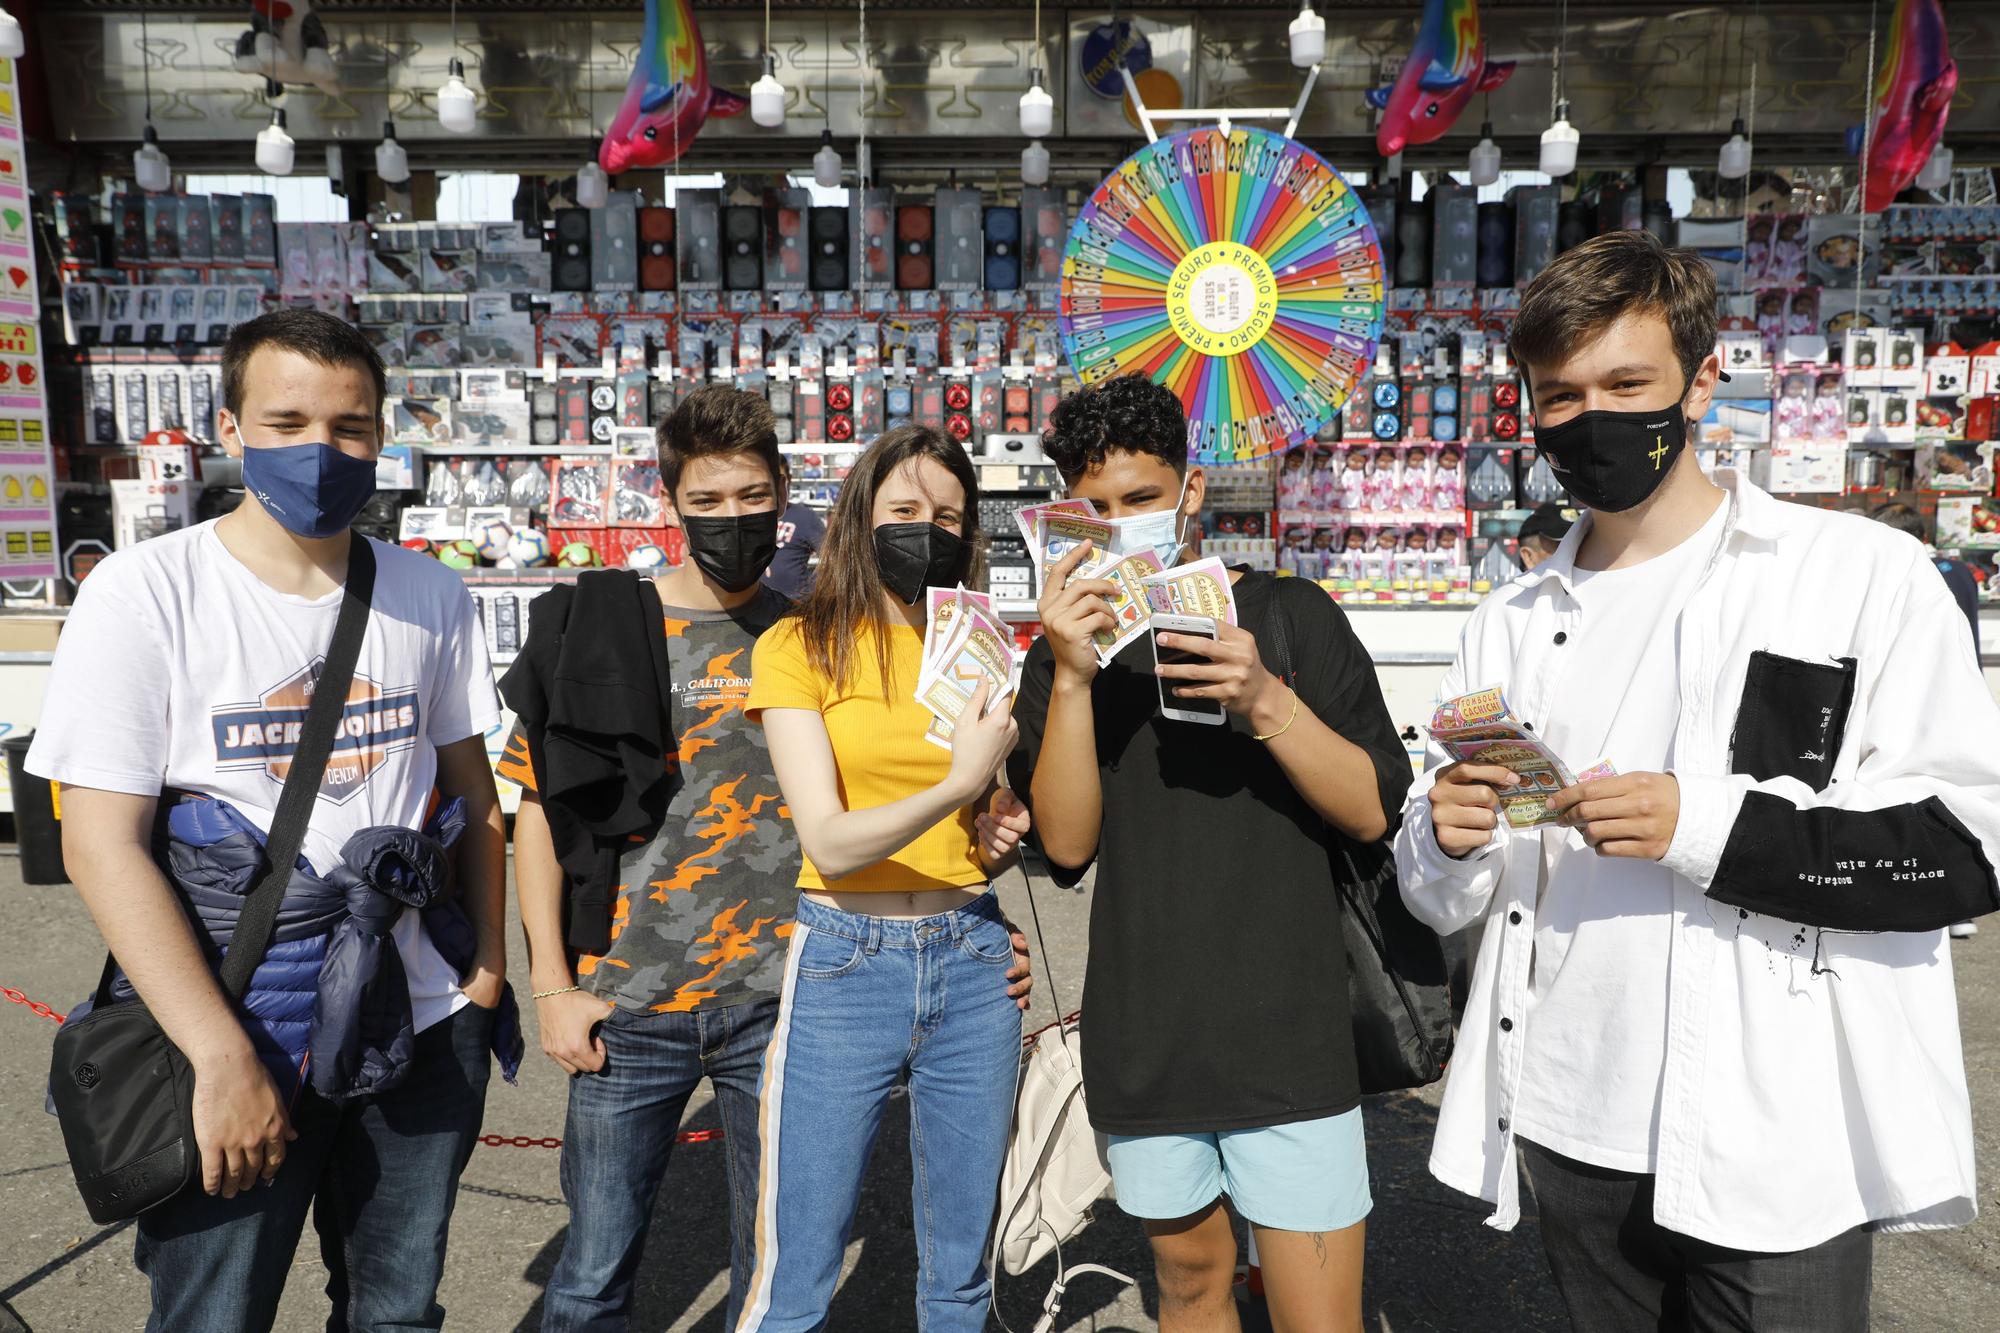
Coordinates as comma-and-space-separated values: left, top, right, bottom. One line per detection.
0, 848, 1993, 1331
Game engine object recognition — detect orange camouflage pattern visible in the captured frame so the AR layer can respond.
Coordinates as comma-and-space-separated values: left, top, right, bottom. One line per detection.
496, 598, 799, 1012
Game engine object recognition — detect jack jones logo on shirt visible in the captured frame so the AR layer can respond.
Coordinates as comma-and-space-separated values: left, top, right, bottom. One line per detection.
211, 658, 423, 803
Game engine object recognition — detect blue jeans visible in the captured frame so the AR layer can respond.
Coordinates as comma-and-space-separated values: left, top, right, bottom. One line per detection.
542, 996, 777, 1333
133, 1001, 495, 1333
735, 891, 1023, 1333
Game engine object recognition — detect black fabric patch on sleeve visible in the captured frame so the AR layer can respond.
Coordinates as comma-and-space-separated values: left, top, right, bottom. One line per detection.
1728, 651, 1858, 791
1709, 791, 2000, 931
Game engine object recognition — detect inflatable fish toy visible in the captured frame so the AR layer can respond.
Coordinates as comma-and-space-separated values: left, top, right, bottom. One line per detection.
1846, 0, 1957, 212
600, 0, 748, 173
1368, 0, 1514, 159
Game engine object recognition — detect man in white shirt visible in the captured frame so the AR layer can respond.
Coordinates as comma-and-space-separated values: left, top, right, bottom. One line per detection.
29, 310, 508, 1332
1397, 231, 2000, 1331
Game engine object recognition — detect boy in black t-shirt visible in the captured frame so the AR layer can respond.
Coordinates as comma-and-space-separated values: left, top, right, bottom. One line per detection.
1006, 377, 1411, 1331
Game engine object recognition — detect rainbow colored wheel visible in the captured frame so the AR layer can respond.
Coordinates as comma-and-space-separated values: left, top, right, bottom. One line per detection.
1059, 126, 1386, 466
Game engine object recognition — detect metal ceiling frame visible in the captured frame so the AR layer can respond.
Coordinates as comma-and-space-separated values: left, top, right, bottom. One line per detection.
24, 4, 2000, 182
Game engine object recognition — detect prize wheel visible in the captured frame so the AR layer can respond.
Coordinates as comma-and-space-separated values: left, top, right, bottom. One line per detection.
1059, 125, 1385, 465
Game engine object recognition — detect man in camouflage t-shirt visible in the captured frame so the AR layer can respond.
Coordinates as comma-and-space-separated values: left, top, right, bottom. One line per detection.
502, 589, 799, 1012
501, 389, 803, 1332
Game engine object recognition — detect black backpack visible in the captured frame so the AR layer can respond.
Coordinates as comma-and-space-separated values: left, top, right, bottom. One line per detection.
1266, 585, 1454, 1093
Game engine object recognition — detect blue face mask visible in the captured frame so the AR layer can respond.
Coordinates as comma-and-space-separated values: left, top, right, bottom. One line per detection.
239, 441, 378, 540
1107, 470, 1192, 566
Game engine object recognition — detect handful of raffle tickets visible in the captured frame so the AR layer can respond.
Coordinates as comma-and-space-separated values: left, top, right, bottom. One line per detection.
916, 586, 1015, 749
1019, 499, 1237, 667
1428, 686, 1616, 828
1142, 557, 1238, 626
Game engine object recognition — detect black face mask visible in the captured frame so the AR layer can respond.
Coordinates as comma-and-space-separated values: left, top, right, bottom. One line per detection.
680, 510, 781, 593
1533, 401, 1689, 513
873, 522, 967, 606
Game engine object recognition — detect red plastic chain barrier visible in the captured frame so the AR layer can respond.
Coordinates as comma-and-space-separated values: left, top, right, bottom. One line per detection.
3, 986, 66, 1024
1022, 1009, 1082, 1047
479, 1128, 724, 1150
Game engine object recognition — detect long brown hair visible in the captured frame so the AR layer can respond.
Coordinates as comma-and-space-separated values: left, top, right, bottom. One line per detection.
793, 424, 981, 695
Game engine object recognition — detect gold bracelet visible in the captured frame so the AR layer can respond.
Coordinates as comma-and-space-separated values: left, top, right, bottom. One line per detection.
531, 985, 581, 1000
1253, 688, 1300, 742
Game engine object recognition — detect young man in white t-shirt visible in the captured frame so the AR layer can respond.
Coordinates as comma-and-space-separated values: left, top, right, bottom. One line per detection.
1398, 231, 2000, 1330
28, 309, 507, 1331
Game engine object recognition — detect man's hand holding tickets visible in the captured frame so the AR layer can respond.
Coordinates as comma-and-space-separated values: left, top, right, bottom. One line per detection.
1548, 772, 1682, 861
1428, 762, 1522, 859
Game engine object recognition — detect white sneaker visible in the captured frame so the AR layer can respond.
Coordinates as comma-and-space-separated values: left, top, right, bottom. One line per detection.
1949, 921, 1978, 939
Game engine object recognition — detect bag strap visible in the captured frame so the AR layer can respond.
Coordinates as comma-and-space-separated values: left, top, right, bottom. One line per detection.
1266, 577, 1297, 687
1263, 582, 1378, 899
1014, 861, 1066, 1024
216, 536, 377, 1000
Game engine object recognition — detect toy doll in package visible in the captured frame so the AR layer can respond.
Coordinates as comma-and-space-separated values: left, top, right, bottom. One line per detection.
1368, 447, 1401, 512
1401, 446, 1434, 512
1338, 448, 1371, 513
1812, 372, 1846, 441
1775, 371, 1812, 442
1279, 525, 1311, 575
1309, 446, 1340, 515
1745, 215, 1774, 284
1278, 451, 1310, 511
1432, 445, 1465, 512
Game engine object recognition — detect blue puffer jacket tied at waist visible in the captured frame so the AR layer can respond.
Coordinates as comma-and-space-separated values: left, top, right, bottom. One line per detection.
85, 793, 522, 1103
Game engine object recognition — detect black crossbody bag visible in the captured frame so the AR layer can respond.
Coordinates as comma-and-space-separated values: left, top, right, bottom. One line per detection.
49, 538, 377, 1224
1266, 586, 1454, 1092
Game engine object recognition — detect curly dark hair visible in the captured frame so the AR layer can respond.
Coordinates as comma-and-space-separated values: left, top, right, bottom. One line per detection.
1041, 375, 1188, 483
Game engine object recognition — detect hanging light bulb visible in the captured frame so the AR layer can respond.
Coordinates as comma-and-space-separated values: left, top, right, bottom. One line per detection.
1468, 121, 1501, 188
0, 7, 23, 60
751, 0, 784, 127
131, 9, 169, 192
1019, 66, 1054, 139
255, 108, 295, 176
1717, 117, 1752, 180
133, 124, 172, 192
1916, 141, 1954, 191
1022, 139, 1051, 187
1539, 99, 1579, 177
576, 160, 610, 208
751, 54, 786, 128
813, 129, 841, 189
375, 120, 410, 184
1289, 3, 1326, 69
437, 58, 477, 133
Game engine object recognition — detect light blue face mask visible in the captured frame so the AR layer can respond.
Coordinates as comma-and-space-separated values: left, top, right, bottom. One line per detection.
1107, 469, 1192, 565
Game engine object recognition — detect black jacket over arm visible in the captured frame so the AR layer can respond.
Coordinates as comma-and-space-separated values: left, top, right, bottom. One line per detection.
497, 570, 675, 954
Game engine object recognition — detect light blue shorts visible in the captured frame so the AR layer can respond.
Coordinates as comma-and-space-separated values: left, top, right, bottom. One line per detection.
1106, 1106, 1371, 1233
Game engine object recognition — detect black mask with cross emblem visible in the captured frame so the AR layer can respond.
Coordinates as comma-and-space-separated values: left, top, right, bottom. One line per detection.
1532, 400, 1689, 513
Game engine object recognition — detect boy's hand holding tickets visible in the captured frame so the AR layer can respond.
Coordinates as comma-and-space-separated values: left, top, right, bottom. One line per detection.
1428, 761, 1520, 859
1037, 541, 1120, 685
1548, 772, 1682, 861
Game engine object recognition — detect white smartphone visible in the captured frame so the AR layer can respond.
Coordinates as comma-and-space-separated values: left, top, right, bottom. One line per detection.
1153, 614, 1226, 725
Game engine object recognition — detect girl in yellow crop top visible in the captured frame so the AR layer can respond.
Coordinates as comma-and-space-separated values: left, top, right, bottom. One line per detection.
737, 425, 1033, 1332
745, 427, 1030, 913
